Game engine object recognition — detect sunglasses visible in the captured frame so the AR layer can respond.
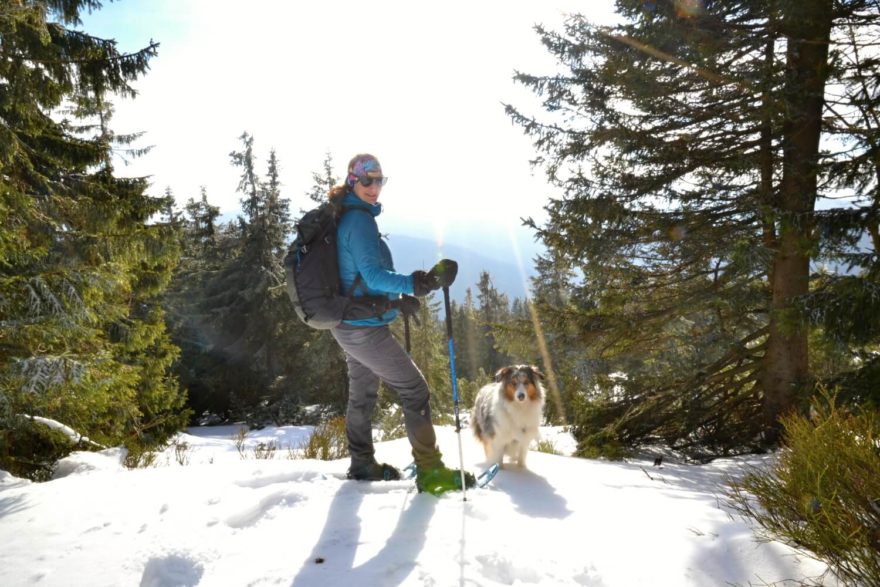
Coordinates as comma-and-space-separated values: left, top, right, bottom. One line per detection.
358, 176, 388, 187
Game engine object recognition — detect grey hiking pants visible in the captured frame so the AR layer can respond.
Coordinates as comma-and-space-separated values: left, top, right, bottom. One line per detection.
330, 323, 441, 469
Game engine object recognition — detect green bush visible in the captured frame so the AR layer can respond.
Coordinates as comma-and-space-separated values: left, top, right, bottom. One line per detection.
534, 439, 561, 455
0, 418, 76, 481
376, 406, 407, 442
574, 433, 632, 461
727, 390, 880, 586
300, 416, 348, 461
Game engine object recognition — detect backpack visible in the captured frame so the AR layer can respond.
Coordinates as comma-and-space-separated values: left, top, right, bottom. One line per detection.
283, 201, 390, 329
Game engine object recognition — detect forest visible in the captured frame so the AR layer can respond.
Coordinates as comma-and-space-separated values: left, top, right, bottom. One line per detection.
2, 0, 878, 488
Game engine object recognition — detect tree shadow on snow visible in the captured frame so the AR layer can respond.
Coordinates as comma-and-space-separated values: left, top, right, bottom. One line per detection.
291, 482, 437, 587
0, 494, 28, 518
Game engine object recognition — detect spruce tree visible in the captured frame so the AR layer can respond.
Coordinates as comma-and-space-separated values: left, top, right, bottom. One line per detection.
476, 271, 511, 374
0, 0, 188, 477
264, 149, 291, 260
507, 0, 879, 455
491, 256, 582, 425
193, 133, 296, 424
306, 152, 336, 205
451, 289, 483, 382
183, 187, 221, 259
164, 187, 232, 422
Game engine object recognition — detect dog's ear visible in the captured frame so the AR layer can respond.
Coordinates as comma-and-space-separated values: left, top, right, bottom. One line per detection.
494, 366, 512, 382
528, 365, 545, 381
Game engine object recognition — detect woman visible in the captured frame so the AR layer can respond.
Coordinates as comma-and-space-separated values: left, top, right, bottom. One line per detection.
329, 153, 475, 495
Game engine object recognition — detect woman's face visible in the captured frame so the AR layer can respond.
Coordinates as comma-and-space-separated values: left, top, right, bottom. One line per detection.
352, 176, 384, 206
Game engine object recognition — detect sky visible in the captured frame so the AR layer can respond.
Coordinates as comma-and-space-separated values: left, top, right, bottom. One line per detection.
0, 423, 837, 587
78, 0, 620, 257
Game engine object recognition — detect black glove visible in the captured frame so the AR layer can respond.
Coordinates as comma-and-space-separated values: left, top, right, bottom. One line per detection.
411, 270, 438, 297
428, 259, 458, 288
395, 294, 421, 325
412, 259, 458, 296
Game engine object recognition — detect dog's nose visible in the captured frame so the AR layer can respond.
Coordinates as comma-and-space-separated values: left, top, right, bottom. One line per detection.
516, 391, 526, 401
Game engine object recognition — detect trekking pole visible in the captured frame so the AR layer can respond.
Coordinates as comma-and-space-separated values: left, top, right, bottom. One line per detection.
442, 285, 468, 501
403, 313, 411, 354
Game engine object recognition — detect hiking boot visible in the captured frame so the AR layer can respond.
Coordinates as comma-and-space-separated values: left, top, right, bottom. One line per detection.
415, 464, 476, 496
346, 460, 402, 482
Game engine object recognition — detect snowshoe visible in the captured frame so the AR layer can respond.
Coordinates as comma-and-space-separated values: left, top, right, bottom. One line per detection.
415, 464, 476, 496
346, 460, 402, 481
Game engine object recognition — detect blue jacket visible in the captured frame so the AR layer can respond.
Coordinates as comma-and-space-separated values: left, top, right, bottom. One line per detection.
337, 191, 415, 326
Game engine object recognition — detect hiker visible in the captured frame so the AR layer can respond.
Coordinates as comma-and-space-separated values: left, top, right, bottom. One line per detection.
328, 153, 475, 495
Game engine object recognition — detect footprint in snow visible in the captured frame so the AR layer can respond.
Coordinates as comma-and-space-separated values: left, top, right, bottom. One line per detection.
139, 553, 204, 587
475, 553, 542, 585
225, 490, 306, 529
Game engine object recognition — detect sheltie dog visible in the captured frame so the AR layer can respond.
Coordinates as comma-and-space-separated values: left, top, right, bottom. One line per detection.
472, 365, 545, 469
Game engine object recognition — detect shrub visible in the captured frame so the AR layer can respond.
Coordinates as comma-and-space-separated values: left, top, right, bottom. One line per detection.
534, 439, 561, 455
253, 441, 278, 460
376, 406, 406, 442
0, 418, 75, 481
574, 427, 632, 460
300, 417, 348, 461
726, 390, 880, 586
232, 427, 248, 460
124, 447, 159, 469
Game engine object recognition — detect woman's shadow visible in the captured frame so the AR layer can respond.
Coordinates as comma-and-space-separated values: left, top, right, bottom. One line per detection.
291, 482, 437, 587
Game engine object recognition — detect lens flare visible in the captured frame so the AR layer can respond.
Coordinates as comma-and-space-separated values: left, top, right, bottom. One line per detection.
433, 219, 446, 263
669, 224, 688, 241
675, 0, 704, 18
508, 226, 567, 424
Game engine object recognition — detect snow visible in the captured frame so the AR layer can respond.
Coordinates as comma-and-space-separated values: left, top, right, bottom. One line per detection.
0, 425, 835, 587
25, 415, 102, 448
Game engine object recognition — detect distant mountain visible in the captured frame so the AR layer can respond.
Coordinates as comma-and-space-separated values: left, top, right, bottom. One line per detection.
385, 230, 542, 302
218, 210, 546, 301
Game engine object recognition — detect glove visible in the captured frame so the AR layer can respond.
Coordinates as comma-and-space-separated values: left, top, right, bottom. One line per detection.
395, 294, 421, 325
411, 270, 438, 297
412, 259, 458, 296
428, 259, 458, 288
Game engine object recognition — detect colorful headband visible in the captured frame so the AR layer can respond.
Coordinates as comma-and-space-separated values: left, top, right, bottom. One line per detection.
347, 155, 382, 187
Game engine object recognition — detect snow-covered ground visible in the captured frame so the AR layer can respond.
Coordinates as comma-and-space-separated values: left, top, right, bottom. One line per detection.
0, 425, 834, 586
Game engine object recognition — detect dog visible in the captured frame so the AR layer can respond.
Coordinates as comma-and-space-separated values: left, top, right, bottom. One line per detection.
472, 365, 545, 469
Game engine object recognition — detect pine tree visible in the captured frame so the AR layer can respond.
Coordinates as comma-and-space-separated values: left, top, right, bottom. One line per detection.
183, 187, 221, 259
164, 187, 232, 422
795, 4, 880, 408
507, 0, 879, 455
264, 149, 291, 260
451, 289, 483, 382
191, 133, 296, 424
408, 294, 452, 419
476, 271, 511, 373
306, 152, 336, 205
0, 1, 188, 478
493, 255, 582, 425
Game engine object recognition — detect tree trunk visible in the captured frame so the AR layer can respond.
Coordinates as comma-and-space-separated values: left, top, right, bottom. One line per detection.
761, 0, 833, 442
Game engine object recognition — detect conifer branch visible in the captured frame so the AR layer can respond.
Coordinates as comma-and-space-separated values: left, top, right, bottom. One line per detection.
599, 28, 731, 87
0, 41, 159, 66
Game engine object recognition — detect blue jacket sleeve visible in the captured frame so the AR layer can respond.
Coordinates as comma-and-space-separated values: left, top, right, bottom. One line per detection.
342, 211, 415, 295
